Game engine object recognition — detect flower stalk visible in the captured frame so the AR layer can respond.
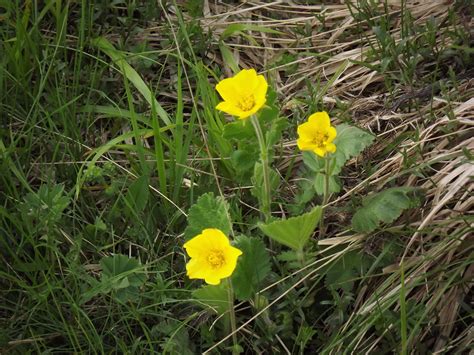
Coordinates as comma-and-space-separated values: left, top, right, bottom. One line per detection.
227, 279, 239, 355
251, 115, 272, 221
320, 156, 331, 239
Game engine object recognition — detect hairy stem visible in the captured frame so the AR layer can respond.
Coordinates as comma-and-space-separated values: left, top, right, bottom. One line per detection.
320, 156, 331, 238
227, 279, 239, 354
251, 115, 271, 221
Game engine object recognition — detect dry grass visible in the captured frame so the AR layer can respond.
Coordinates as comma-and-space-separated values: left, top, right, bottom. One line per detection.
152, 1, 473, 352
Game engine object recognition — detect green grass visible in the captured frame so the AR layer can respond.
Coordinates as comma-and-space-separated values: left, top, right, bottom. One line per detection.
1, 0, 473, 353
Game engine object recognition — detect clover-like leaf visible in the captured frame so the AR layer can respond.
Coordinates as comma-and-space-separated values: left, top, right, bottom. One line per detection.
100, 254, 146, 302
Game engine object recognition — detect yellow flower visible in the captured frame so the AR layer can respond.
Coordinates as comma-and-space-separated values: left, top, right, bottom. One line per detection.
297, 111, 337, 157
183, 228, 243, 285
215, 68, 268, 120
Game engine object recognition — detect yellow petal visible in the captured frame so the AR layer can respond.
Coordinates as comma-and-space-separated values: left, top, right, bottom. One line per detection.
254, 74, 268, 104
184, 232, 217, 259
297, 138, 316, 151
237, 101, 264, 120
327, 126, 337, 142
227, 245, 243, 259
313, 147, 327, 157
186, 258, 204, 278
233, 69, 258, 91
216, 101, 246, 117
217, 246, 242, 277
326, 143, 336, 153
204, 275, 221, 285
201, 229, 231, 249
308, 111, 330, 130
236, 110, 254, 120
215, 77, 239, 104
297, 121, 315, 141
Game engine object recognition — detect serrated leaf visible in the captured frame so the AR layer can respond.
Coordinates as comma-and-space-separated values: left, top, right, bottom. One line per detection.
184, 193, 232, 240
258, 206, 322, 250
192, 283, 229, 316
351, 187, 419, 233
231, 235, 271, 301
332, 124, 375, 174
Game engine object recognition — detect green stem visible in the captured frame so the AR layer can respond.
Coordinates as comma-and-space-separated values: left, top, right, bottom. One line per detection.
227, 279, 239, 354
320, 156, 331, 239
250, 115, 271, 221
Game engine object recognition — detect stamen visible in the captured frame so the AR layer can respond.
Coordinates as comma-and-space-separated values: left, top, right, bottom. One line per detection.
237, 95, 256, 111
207, 250, 225, 269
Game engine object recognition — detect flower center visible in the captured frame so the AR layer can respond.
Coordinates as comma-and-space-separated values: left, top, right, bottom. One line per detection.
207, 250, 225, 269
237, 95, 256, 111
311, 132, 329, 147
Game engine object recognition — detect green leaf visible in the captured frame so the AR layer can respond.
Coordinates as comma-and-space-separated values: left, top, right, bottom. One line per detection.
324, 250, 371, 292
303, 153, 341, 195
258, 206, 322, 250
223, 120, 255, 141
19, 184, 70, 232
192, 283, 229, 316
302, 124, 374, 176
156, 320, 195, 355
251, 163, 280, 204
184, 193, 232, 240
101, 254, 146, 286
231, 148, 258, 175
314, 174, 341, 195
80, 105, 152, 127
219, 42, 239, 74
100, 254, 146, 302
91, 37, 171, 125
231, 235, 271, 301
302, 151, 325, 172
124, 175, 149, 212
221, 24, 283, 40
351, 187, 420, 233
266, 117, 288, 148
332, 124, 375, 174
